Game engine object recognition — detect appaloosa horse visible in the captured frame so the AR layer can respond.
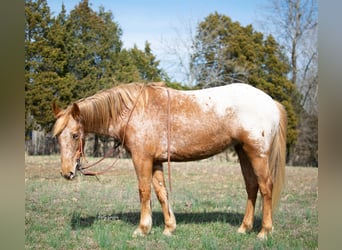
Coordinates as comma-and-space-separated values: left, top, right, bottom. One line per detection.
52, 82, 287, 239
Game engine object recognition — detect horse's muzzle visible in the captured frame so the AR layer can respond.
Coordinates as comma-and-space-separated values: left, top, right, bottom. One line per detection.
60, 170, 75, 180
60, 161, 79, 180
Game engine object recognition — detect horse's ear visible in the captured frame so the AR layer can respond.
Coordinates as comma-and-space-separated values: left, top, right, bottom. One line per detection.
52, 101, 62, 117
71, 103, 81, 121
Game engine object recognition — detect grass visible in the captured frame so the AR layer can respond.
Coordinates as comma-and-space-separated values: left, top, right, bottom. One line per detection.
25, 155, 318, 249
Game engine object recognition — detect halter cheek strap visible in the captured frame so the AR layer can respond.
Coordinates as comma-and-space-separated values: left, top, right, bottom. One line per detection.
75, 136, 85, 170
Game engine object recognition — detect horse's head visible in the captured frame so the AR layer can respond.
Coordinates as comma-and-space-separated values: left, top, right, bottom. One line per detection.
52, 102, 85, 180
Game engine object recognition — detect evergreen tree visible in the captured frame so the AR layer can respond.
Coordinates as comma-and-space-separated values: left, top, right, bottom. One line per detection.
112, 49, 141, 83
112, 42, 165, 84
191, 12, 299, 148
64, 0, 123, 97
25, 0, 55, 134
130, 42, 162, 81
26, 1, 76, 133
25, 0, 168, 154
47, 3, 68, 77
191, 13, 265, 87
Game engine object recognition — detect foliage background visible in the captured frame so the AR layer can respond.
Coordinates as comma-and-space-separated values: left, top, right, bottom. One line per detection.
25, 0, 317, 166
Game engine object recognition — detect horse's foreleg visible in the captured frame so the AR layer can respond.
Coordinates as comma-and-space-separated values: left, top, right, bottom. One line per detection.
235, 145, 259, 234
152, 162, 176, 236
132, 156, 153, 237
250, 156, 274, 239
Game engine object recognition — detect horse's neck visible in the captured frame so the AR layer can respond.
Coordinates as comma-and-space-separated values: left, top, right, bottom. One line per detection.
83, 117, 120, 139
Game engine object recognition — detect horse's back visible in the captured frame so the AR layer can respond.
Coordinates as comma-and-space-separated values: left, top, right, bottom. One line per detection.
185, 83, 279, 122
183, 83, 280, 151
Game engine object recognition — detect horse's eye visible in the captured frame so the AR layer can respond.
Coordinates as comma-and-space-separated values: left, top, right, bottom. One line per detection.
72, 134, 79, 140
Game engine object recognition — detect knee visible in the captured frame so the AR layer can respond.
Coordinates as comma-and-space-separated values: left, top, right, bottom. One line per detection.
139, 186, 151, 202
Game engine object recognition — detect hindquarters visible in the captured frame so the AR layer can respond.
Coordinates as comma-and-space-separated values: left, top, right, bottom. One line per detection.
236, 100, 287, 238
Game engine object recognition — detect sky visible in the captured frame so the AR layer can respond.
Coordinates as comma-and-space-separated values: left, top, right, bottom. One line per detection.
46, 0, 268, 82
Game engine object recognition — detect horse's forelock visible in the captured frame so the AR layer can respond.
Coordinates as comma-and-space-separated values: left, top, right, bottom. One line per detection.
52, 108, 71, 136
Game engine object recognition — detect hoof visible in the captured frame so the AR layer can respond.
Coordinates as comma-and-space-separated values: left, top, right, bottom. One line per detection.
237, 227, 246, 234
162, 229, 173, 237
237, 223, 252, 234
257, 231, 267, 240
257, 227, 273, 240
132, 228, 148, 238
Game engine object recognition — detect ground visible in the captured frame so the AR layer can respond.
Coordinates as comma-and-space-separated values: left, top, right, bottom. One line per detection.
25, 155, 318, 249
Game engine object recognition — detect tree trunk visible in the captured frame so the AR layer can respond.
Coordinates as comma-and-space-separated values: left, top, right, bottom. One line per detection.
93, 134, 100, 157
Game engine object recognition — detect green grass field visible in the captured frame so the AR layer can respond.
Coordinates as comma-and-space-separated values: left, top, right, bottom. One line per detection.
25, 155, 317, 249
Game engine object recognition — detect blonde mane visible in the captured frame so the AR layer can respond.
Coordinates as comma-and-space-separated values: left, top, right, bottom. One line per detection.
53, 82, 165, 136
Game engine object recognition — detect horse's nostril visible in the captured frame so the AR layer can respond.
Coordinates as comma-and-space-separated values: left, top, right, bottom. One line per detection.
61, 171, 75, 180
69, 172, 75, 179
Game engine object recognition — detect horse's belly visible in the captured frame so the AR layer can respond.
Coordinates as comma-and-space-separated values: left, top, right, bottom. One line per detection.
168, 128, 234, 161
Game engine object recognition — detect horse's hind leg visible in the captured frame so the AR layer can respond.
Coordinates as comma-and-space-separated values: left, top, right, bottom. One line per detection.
152, 162, 176, 236
235, 145, 259, 234
241, 145, 273, 239
249, 156, 273, 239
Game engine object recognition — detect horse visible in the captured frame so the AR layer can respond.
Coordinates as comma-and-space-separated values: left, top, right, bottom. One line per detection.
52, 82, 287, 239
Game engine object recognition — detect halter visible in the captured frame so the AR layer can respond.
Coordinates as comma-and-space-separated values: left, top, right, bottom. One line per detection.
75, 136, 120, 176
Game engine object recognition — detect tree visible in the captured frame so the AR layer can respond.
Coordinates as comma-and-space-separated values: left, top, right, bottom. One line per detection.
47, 3, 68, 78
130, 42, 163, 82
191, 14, 270, 88
190, 12, 299, 148
260, 0, 318, 86
259, 0, 318, 166
64, 0, 122, 96
159, 17, 198, 86
25, 0, 55, 134
25, 0, 169, 155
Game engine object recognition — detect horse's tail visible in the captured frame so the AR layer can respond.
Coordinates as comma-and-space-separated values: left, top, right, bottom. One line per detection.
269, 101, 287, 210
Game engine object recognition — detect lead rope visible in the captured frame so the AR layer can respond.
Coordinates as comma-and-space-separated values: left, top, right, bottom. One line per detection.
77, 85, 145, 176
167, 88, 172, 193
